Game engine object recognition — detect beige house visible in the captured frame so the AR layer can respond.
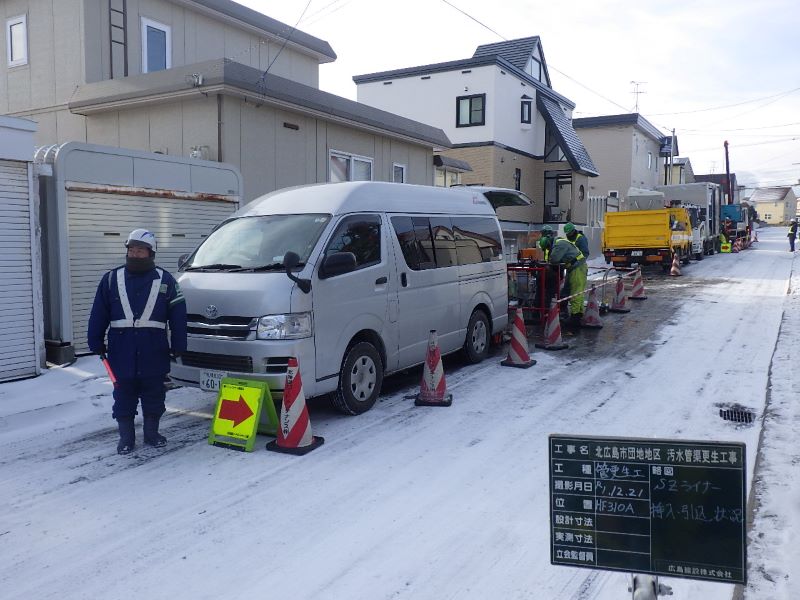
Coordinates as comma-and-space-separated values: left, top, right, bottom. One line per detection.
353, 37, 598, 229
667, 157, 695, 185
749, 187, 798, 224
572, 113, 675, 204
1, 0, 449, 201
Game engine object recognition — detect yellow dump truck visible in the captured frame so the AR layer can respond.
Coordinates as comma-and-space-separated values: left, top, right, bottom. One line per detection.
602, 207, 693, 272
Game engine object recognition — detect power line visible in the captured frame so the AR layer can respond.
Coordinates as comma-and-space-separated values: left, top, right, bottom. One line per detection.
439, 0, 507, 41
647, 86, 800, 116
257, 0, 314, 88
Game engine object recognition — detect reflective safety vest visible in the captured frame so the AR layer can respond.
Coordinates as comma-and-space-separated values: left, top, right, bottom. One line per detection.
554, 238, 585, 265
109, 267, 167, 330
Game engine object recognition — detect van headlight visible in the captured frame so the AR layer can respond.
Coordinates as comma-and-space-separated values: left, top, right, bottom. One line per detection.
256, 313, 312, 340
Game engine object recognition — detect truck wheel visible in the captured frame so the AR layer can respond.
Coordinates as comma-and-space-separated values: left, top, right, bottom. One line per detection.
463, 309, 490, 364
681, 251, 690, 265
695, 252, 703, 261
331, 341, 383, 415
661, 262, 670, 274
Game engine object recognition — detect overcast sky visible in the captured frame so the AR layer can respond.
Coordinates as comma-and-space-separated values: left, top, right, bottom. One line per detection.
238, 0, 800, 193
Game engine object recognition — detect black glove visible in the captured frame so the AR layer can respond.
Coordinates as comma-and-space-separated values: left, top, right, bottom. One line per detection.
97, 344, 107, 357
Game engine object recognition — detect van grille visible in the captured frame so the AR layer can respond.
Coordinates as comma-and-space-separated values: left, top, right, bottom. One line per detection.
186, 314, 255, 340
181, 351, 253, 373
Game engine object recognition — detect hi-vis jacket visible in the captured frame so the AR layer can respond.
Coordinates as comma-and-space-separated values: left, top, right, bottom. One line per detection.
549, 238, 585, 269
88, 266, 187, 379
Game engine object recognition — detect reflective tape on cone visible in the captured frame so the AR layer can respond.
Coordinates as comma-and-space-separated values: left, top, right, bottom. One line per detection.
581, 286, 603, 329
670, 253, 682, 277
630, 267, 647, 300
608, 276, 631, 313
266, 357, 324, 455
501, 307, 536, 368
416, 330, 453, 406
535, 299, 568, 351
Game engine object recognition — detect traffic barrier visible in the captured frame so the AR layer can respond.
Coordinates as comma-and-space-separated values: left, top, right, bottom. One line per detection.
669, 253, 681, 277
608, 276, 631, 313
266, 357, 324, 455
581, 286, 603, 329
732, 238, 741, 253
629, 266, 647, 300
535, 299, 569, 351
415, 330, 453, 406
501, 307, 536, 368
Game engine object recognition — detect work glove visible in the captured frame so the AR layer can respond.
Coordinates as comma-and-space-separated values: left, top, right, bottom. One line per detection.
97, 344, 107, 357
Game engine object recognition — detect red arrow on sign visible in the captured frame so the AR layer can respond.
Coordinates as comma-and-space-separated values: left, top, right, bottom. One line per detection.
219, 395, 254, 427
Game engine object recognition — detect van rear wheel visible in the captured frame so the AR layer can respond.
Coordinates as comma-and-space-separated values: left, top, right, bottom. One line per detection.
331, 341, 383, 415
463, 310, 490, 364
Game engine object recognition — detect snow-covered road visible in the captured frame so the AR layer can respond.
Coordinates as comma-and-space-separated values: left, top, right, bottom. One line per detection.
1, 227, 796, 600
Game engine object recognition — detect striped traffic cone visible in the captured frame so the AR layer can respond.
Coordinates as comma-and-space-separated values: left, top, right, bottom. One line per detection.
535, 299, 569, 351
608, 276, 631, 313
501, 307, 536, 368
629, 267, 647, 300
669, 253, 682, 276
415, 330, 453, 407
266, 357, 324, 455
581, 286, 603, 329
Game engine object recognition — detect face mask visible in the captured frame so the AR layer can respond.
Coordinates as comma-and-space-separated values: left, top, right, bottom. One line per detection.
126, 256, 155, 273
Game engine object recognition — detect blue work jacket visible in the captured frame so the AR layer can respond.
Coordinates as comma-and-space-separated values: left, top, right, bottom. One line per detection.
87, 265, 187, 379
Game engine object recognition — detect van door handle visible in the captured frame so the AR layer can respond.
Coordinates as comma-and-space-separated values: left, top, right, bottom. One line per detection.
375, 276, 388, 285
401, 273, 407, 287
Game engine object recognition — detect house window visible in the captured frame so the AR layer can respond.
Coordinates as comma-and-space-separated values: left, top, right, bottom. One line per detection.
141, 17, 171, 73
648, 151, 653, 170
520, 99, 532, 124
6, 15, 28, 67
329, 150, 373, 182
528, 56, 542, 82
514, 168, 521, 191
434, 168, 462, 187
393, 164, 406, 183
456, 94, 486, 127
544, 124, 565, 162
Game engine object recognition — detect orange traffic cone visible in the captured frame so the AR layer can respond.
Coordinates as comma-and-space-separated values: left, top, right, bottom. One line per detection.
501, 307, 536, 368
581, 286, 603, 329
669, 253, 682, 276
629, 266, 647, 300
608, 276, 631, 313
415, 330, 453, 406
266, 357, 324, 455
535, 299, 569, 351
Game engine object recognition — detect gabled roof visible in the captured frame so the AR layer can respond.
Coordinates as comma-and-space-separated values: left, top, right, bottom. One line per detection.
572, 113, 665, 143
470, 36, 550, 86
695, 173, 737, 189
749, 187, 793, 202
537, 96, 598, 177
184, 0, 336, 61
69, 59, 450, 148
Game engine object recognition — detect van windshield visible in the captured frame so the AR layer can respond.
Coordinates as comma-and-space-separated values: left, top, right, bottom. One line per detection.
184, 214, 331, 271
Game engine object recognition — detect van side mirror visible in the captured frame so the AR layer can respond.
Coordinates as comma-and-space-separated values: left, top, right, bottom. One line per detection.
178, 253, 190, 269
320, 252, 357, 279
283, 251, 311, 294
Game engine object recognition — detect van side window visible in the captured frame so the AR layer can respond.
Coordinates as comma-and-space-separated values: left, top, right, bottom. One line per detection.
452, 217, 504, 265
429, 217, 457, 268
325, 215, 381, 269
412, 217, 437, 269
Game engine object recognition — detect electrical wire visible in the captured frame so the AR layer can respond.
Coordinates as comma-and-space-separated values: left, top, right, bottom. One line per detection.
257, 0, 314, 88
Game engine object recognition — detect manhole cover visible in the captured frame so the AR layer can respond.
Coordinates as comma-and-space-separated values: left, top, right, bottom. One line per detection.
719, 408, 755, 424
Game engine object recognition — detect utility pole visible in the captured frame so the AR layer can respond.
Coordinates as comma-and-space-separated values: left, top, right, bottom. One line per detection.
724, 140, 733, 205
631, 81, 647, 112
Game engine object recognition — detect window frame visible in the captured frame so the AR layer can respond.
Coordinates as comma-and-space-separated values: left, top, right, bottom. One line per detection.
321, 214, 383, 277
456, 93, 486, 128
392, 163, 406, 183
329, 150, 374, 182
520, 99, 532, 124
6, 14, 28, 68
141, 17, 172, 73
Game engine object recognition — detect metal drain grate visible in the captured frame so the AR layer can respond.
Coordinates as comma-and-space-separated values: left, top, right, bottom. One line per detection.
719, 408, 755, 424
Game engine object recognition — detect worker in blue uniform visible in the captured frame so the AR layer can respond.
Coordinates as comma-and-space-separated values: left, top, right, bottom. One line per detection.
88, 229, 187, 455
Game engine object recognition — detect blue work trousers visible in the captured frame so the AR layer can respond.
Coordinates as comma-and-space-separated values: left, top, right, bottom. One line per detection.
112, 377, 167, 420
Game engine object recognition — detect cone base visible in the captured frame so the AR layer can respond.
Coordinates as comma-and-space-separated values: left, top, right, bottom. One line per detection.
630, 295, 647, 300
608, 307, 631, 313
266, 436, 325, 455
501, 358, 536, 368
415, 393, 453, 407
534, 342, 569, 351
580, 322, 603, 329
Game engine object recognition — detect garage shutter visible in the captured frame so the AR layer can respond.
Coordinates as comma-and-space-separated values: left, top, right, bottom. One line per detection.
67, 190, 237, 354
0, 160, 36, 382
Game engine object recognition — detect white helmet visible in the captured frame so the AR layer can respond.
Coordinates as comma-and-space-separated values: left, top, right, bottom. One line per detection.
125, 229, 157, 253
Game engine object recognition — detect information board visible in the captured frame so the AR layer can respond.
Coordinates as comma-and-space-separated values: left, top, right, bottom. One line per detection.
549, 434, 746, 584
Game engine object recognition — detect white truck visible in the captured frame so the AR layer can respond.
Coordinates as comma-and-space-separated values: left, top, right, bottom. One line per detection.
656, 183, 722, 258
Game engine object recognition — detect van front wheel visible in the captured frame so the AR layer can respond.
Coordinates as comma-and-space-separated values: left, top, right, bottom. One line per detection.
463, 310, 490, 364
331, 341, 383, 415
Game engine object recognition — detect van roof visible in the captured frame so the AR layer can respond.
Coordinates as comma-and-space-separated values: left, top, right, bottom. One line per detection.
235, 182, 506, 218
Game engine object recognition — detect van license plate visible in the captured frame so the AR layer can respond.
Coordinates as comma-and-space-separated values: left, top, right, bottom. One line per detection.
631, 250, 643, 256
200, 370, 226, 392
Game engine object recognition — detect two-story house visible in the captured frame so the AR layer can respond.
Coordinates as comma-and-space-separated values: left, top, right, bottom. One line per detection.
667, 157, 695, 185
1, 0, 450, 201
353, 37, 598, 231
749, 187, 798, 224
572, 113, 677, 206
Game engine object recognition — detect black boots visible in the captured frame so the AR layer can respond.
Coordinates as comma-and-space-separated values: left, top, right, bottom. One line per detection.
143, 415, 167, 447
116, 418, 135, 455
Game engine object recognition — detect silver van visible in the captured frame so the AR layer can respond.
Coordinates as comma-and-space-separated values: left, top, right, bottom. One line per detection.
170, 182, 529, 414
